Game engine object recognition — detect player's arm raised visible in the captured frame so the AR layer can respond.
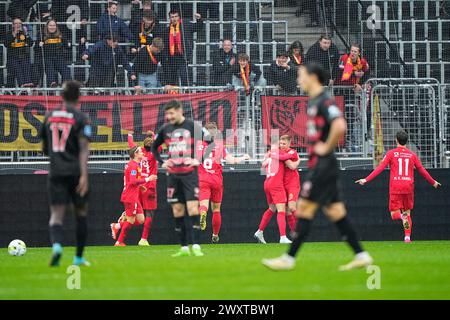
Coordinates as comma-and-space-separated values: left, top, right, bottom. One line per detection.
356, 152, 391, 185
127, 131, 136, 148
414, 154, 441, 189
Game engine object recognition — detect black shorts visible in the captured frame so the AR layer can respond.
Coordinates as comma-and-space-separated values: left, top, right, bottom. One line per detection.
300, 155, 343, 206
166, 170, 199, 204
48, 175, 88, 207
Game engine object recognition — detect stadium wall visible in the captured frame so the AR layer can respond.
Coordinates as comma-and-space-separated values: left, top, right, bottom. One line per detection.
1, 170, 449, 247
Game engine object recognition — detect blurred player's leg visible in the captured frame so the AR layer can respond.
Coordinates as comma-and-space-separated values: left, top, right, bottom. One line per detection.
211, 202, 222, 243
139, 210, 154, 246
262, 199, 317, 270
49, 205, 66, 267
254, 206, 276, 244
323, 203, 373, 271
171, 203, 191, 257
402, 210, 412, 243
187, 200, 204, 257
73, 204, 90, 266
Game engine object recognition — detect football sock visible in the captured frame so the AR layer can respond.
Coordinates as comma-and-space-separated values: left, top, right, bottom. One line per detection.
258, 208, 275, 231
212, 211, 221, 235
391, 211, 402, 220
75, 216, 87, 258
190, 215, 201, 245
334, 216, 363, 254
403, 215, 412, 237
288, 218, 312, 257
141, 215, 153, 240
49, 224, 63, 245
287, 212, 297, 231
277, 211, 287, 236
117, 221, 131, 244
174, 217, 188, 247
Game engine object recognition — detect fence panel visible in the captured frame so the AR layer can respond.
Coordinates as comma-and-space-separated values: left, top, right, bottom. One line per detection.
371, 84, 438, 168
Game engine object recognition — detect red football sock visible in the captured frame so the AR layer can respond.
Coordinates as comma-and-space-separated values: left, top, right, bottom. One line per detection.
212, 211, 221, 235
141, 216, 152, 240
117, 221, 131, 244
258, 209, 275, 231
403, 215, 412, 237
287, 212, 297, 231
391, 212, 402, 220
277, 211, 287, 237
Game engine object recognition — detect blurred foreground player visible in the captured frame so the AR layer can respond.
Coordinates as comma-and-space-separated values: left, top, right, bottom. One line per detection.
356, 131, 441, 242
198, 122, 250, 243
115, 146, 157, 246
110, 131, 158, 246
40, 80, 91, 267
152, 100, 214, 257
262, 62, 373, 271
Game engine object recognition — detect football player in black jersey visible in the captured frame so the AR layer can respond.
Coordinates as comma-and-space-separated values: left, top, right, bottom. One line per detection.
263, 62, 373, 271
40, 80, 91, 267
152, 100, 213, 257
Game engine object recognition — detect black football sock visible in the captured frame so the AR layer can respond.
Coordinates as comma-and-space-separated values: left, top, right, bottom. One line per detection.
49, 224, 63, 245
190, 215, 201, 245
76, 216, 88, 258
334, 216, 363, 254
175, 216, 188, 247
287, 218, 312, 258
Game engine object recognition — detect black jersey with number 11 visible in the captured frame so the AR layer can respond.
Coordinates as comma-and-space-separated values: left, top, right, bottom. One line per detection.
39, 106, 92, 177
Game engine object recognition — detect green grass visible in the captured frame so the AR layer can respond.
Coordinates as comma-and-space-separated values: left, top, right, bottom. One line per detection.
1, 241, 450, 300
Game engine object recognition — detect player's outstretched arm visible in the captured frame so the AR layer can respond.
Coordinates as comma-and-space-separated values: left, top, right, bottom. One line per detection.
363, 152, 392, 183
414, 155, 441, 188
226, 153, 250, 165
127, 131, 136, 148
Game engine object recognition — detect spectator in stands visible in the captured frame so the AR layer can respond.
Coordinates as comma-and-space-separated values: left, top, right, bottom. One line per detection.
161, 8, 204, 86
230, 53, 266, 95
269, 51, 298, 94
38, 20, 71, 87
95, 1, 132, 42
5, 18, 33, 87
130, 0, 154, 37
131, 11, 162, 54
305, 34, 340, 86
82, 34, 132, 87
131, 37, 164, 90
211, 39, 236, 86
288, 40, 304, 67
49, 0, 89, 46
338, 43, 370, 93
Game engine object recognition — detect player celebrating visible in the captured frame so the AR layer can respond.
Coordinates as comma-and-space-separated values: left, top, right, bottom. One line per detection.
254, 136, 300, 244
356, 131, 441, 242
152, 100, 214, 257
110, 130, 158, 246
262, 62, 373, 271
115, 146, 157, 246
280, 135, 301, 233
198, 122, 250, 243
255, 137, 297, 244
40, 80, 91, 267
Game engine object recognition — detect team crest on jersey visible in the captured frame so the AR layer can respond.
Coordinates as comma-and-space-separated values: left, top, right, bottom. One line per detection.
394, 152, 399, 157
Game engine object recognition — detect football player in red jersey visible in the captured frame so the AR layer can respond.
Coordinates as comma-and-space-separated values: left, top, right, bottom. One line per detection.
110, 131, 159, 246
115, 146, 157, 246
279, 135, 301, 233
255, 138, 298, 244
197, 122, 250, 243
356, 131, 441, 242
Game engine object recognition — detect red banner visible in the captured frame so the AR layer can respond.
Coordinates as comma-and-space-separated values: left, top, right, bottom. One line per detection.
0, 91, 237, 151
261, 95, 345, 148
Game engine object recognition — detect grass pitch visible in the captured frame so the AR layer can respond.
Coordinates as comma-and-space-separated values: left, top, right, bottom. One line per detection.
1, 241, 449, 300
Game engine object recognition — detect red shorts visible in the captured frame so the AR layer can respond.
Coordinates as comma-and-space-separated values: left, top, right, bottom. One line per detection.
199, 178, 223, 203
123, 201, 144, 217
285, 184, 300, 203
264, 181, 287, 205
389, 193, 414, 212
139, 186, 157, 210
